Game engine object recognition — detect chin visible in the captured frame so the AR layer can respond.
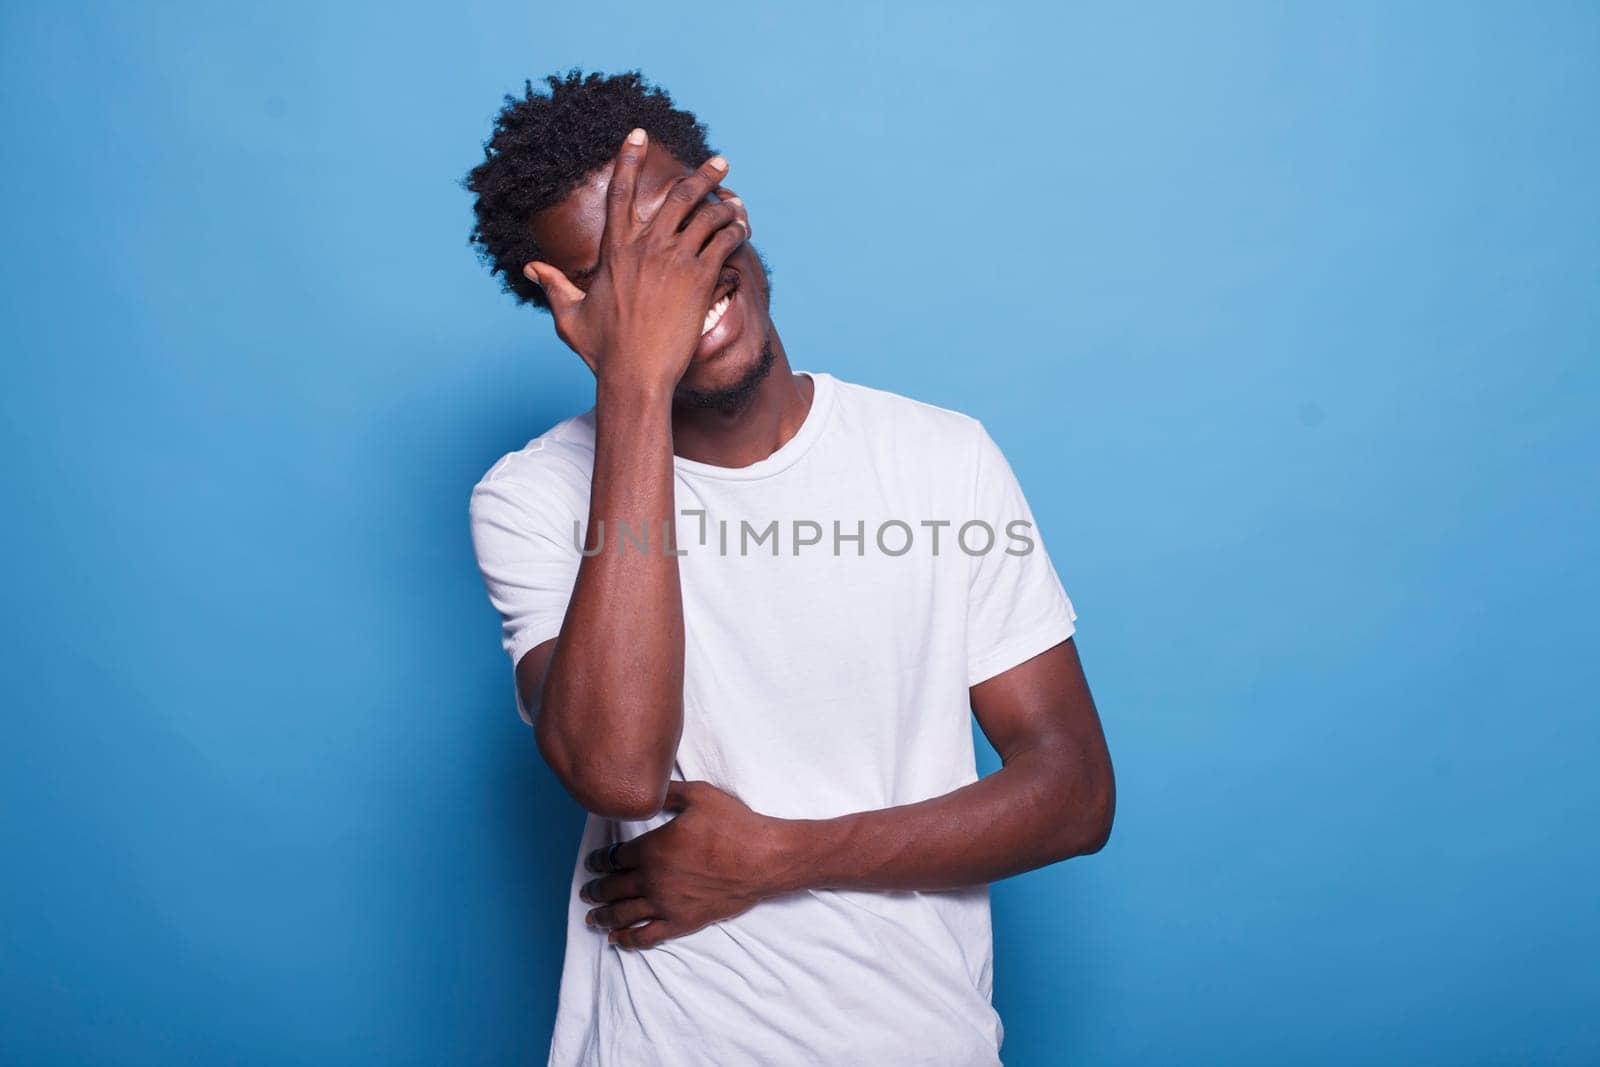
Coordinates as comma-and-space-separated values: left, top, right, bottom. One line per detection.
682, 341, 761, 391
675, 250, 775, 412
674, 332, 775, 414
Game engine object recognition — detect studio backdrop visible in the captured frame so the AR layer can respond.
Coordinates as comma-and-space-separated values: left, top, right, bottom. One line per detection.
3, 2, 1597, 1064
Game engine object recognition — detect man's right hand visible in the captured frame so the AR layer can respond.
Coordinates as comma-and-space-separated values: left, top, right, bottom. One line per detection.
523, 128, 749, 397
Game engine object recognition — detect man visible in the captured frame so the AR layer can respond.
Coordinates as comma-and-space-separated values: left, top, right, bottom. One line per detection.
466, 70, 1114, 1066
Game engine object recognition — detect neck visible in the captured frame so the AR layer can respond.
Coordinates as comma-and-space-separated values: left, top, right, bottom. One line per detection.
670, 327, 813, 469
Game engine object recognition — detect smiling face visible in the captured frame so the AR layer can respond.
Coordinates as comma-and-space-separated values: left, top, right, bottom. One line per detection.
529, 144, 773, 405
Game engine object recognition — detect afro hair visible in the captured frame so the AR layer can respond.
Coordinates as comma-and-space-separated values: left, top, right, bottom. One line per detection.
464, 69, 716, 310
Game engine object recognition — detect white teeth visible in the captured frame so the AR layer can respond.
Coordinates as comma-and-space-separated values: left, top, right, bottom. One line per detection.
700, 292, 733, 336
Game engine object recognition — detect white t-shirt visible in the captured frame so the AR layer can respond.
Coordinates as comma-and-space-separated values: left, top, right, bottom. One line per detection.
469, 372, 1077, 1066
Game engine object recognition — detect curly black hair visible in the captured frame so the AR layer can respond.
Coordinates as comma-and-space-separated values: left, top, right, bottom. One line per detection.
464, 69, 716, 311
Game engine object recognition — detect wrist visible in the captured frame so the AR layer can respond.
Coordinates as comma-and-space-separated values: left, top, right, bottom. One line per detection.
754, 816, 829, 898
595, 366, 679, 411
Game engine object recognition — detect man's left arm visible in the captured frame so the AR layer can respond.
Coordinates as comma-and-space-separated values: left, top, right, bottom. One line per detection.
582, 636, 1113, 948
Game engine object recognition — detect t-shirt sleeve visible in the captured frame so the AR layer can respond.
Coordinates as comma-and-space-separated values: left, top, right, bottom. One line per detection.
468, 461, 585, 724
964, 422, 1078, 688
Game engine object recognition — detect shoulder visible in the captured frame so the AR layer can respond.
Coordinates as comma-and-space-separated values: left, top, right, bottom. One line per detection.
825, 374, 992, 457
469, 410, 596, 522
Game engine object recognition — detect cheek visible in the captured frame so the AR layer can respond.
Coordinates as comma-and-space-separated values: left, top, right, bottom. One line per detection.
733, 245, 765, 288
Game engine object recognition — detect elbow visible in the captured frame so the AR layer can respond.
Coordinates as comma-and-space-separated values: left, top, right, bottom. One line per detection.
571, 780, 667, 821
1075, 787, 1115, 856
1045, 757, 1115, 860
1073, 767, 1116, 857
534, 717, 670, 821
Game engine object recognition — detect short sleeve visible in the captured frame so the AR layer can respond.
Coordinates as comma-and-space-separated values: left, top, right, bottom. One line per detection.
964, 423, 1078, 687
469, 463, 585, 724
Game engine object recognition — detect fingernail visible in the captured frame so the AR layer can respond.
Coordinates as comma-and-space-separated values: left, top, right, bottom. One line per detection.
627, 128, 646, 145
585, 910, 597, 927
708, 155, 727, 171
729, 196, 744, 206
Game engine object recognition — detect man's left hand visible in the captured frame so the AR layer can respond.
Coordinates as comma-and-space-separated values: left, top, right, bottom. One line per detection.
580, 779, 798, 949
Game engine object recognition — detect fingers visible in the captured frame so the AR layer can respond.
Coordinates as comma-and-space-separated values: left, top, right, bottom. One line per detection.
609, 920, 674, 950
586, 895, 658, 932
585, 836, 643, 873
523, 261, 583, 312
698, 218, 747, 267
584, 842, 622, 873
603, 127, 649, 246
579, 870, 644, 905
713, 187, 751, 238
679, 200, 747, 257
653, 154, 730, 233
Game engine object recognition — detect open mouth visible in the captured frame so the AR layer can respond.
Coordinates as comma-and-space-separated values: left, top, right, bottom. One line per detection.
700, 272, 739, 336
692, 269, 744, 360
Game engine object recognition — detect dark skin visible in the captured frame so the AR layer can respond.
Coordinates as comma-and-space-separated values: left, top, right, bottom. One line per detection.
519, 129, 1115, 949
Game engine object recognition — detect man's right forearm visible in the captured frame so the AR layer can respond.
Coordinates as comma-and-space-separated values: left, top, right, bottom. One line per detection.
513, 132, 744, 819
536, 379, 685, 819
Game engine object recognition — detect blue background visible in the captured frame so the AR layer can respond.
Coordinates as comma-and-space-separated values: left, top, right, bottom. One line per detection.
4, 2, 1597, 1063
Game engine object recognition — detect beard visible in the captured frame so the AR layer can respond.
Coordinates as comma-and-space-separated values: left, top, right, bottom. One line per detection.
673, 329, 776, 416
672, 247, 778, 415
